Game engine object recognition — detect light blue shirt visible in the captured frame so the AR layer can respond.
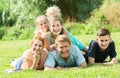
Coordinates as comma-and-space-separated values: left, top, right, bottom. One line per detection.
45, 46, 85, 68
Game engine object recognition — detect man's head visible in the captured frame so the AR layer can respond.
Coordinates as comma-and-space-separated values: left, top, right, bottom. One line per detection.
55, 35, 71, 60
97, 28, 111, 51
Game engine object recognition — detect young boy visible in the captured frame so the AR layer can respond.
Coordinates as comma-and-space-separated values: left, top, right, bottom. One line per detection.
87, 28, 118, 65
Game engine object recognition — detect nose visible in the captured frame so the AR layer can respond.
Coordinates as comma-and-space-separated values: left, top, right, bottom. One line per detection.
102, 41, 106, 45
62, 47, 67, 53
36, 46, 39, 50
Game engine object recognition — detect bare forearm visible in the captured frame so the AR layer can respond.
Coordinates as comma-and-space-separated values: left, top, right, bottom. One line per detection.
31, 59, 40, 69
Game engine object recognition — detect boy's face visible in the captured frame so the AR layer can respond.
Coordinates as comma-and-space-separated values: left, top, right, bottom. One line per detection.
56, 41, 71, 60
97, 35, 111, 51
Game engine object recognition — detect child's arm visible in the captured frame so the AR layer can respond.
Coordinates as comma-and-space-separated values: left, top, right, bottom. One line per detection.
88, 57, 95, 64
103, 57, 118, 65
49, 44, 56, 51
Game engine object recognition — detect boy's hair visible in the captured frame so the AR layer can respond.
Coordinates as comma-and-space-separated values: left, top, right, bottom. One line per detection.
97, 28, 110, 37
55, 35, 71, 45
35, 15, 48, 26
46, 5, 61, 18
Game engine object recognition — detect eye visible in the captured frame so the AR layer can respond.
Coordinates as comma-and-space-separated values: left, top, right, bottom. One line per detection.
57, 24, 60, 27
100, 40, 104, 42
40, 24, 43, 26
65, 46, 68, 48
34, 44, 37, 46
52, 25, 55, 27
59, 46, 63, 49
105, 40, 108, 42
39, 45, 42, 47
44, 22, 47, 24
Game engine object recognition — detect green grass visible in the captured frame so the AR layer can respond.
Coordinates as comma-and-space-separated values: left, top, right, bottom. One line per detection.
0, 32, 120, 78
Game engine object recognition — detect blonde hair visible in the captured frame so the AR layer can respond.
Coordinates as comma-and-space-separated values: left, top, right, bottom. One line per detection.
35, 15, 48, 26
55, 35, 71, 45
46, 5, 61, 18
31, 35, 49, 49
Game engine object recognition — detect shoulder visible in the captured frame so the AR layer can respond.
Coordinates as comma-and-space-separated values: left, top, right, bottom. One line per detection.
70, 45, 81, 53
110, 40, 115, 44
48, 50, 58, 56
109, 40, 115, 46
23, 49, 31, 54
89, 40, 98, 46
22, 49, 32, 58
70, 45, 79, 50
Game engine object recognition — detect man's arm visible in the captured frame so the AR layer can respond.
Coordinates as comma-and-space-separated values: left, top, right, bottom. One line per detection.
78, 61, 87, 68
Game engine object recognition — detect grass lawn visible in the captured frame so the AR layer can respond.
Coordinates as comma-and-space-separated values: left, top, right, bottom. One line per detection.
0, 32, 120, 78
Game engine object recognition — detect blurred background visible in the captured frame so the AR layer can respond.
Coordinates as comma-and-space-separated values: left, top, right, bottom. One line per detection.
0, 0, 120, 40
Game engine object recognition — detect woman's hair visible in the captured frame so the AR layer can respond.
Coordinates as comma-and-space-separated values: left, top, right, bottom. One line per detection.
55, 35, 71, 45
31, 36, 47, 48
49, 16, 66, 35
97, 28, 110, 37
46, 5, 61, 18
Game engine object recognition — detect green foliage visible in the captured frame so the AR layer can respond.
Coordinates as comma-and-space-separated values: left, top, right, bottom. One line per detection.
2, 27, 22, 40
0, 27, 6, 39
2, 26, 35, 40
9, 0, 47, 28
45, 0, 103, 22
103, 1, 120, 27
18, 27, 34, 40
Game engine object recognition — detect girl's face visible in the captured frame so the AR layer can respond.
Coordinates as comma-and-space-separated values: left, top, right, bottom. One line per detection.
32, 39, 43, 53
49, 20, 62, 36
37, 18, 49, 32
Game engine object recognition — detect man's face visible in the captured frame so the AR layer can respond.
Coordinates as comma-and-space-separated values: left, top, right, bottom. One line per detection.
56, 41, 71, 60
97, 35, 111, 51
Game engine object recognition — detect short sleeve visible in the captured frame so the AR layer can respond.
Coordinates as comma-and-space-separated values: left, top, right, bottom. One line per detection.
71, 46, 85, 66
110, 41, 117, 59
44, 52, 55, 68
87, 40, 96, 58
22, 49, 31, 59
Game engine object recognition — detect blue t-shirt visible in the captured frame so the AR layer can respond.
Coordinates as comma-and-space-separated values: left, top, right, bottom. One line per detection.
45, 46, 85, 68
87, 40, 117, 63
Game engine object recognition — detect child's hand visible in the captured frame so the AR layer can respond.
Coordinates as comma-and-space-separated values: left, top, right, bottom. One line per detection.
33, 51, 41, 60
41, 32, 50, 38
49, 44, 56, 51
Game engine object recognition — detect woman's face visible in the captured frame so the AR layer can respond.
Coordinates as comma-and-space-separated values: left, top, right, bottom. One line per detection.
32, 39, 43, 53
49, 20, 62, 36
